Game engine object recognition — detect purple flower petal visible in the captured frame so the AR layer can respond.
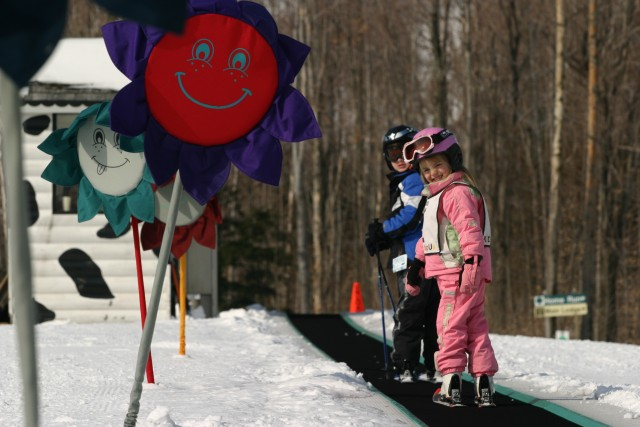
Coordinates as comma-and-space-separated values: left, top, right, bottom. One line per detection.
276, 34, 310, 86
190, 0, 238, 16
179, 144, 231, 205
226, 131, 282, 186
102, 21, 152, 80
239, 2, 278, 43
141, 25, 168, 47
110, 79, 150, 136
144, 119, 182, 186
92, 0, 186, 33
261, 86, 322, 142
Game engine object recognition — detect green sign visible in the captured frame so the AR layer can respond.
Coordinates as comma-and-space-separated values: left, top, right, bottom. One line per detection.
533, 293, 588, 318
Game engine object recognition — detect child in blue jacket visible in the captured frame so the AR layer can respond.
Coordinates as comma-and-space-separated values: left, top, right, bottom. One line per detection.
365, 125, 440, 382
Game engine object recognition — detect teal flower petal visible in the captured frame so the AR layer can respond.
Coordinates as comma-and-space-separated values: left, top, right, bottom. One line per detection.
62, 104, 101, 141
141, 165, 154, 183
41, 155, 83, 186
78, 177, 102, 222
102, 195, 130, 235
127, 182, 154, 223
38, 129, 71, 155
120, 133, 145, 153
94, 102, 112, 127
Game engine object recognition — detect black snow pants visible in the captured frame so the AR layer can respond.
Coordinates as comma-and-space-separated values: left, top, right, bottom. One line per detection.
391, 275, 440, 374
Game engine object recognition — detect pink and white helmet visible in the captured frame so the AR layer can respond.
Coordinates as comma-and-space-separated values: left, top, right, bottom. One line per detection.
402, 127, 463, 171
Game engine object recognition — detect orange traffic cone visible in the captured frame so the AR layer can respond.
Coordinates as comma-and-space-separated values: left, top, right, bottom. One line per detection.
349, 282, 365, 313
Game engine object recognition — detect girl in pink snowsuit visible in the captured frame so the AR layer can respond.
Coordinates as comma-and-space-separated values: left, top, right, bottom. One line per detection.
401, 127, 498, 407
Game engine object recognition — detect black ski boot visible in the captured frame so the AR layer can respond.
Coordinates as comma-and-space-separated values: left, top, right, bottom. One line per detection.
394, 360, 418, 383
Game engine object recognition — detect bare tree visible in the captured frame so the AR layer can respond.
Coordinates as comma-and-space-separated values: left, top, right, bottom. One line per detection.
292, 2, 313, 313
581, 0, 598, 340
544, 0, 565, 338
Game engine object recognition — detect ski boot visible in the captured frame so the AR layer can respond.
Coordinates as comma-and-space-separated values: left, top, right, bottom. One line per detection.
433, 373, 463, 407
394, 360, 418, 383
415, 368, 440, 383
399, 369, 417, 383
424, 369, 442, 383
474, 374, 496, 407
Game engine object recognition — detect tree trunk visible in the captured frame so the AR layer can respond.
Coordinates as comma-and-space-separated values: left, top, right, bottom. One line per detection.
292, 142, 309, 313
429, 0, 450, 126
544, 0, 565, 338
581, 0, 597, 340
463, 0, 474, 169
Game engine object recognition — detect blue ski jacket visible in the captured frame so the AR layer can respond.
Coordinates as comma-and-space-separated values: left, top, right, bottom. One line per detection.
382, 170, 424, 261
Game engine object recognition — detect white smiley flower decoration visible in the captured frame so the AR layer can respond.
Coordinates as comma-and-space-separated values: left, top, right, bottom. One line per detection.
39, 102, 155, 235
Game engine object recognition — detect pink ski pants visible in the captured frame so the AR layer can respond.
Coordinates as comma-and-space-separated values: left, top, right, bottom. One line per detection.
435, 273, 498, 377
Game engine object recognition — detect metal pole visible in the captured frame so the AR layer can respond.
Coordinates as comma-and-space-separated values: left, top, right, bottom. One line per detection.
179, 254, 186, 355
0, 70, 39, 427
124, 172, 183, 426
131, 216, 155, 383
375, 250, 396, 313
375, 249, 390, 375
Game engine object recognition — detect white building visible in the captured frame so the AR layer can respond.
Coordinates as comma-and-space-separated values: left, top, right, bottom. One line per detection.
15, 38, 172, 322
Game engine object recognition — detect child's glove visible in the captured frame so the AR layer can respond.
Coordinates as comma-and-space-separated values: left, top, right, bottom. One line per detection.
364, 220, 391, 256
405, 259, 425, 296
405, 282, 421, 296
459, 255, 483, 295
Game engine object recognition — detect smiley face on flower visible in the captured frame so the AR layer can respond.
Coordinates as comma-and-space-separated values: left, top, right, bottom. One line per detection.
102, 0, 322, 205
146, 13, 278, 146
76, 118, 145, 196
39, 102, 155, 236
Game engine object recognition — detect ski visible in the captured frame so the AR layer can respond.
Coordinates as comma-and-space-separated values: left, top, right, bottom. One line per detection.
476, 400, 497, 408
432, 387, 465, 407
474, 389, 496, 408
416, 371, 441, 383
392, 371, 440, 383
391, 370, 417, 383
433, 376, 498, 408
432, 390, 497, 408
474, 374, 496, 407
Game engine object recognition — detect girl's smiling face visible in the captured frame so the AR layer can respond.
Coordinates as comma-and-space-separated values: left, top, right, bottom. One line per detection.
418, 154, 452, 183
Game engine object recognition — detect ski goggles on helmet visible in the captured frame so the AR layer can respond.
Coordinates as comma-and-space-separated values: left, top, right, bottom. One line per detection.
384, 144, 405, 162
402, 129, 453, 163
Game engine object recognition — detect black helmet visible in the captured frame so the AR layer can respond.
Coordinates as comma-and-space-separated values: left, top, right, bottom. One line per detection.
382, 125, 417, 170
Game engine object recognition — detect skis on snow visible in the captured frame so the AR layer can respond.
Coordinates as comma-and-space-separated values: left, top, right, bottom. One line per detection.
431, 387, 496, 408
431, 373, 496, 408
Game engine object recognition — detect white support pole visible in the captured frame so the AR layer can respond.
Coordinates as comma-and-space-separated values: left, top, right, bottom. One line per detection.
125, 172, 183, 426
0, 70, 39, 427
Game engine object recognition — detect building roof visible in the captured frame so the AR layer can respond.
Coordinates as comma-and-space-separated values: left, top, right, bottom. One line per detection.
24, 38, 130, 105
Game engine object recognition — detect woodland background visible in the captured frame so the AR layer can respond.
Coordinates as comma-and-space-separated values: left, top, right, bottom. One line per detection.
1, 0, 639, 344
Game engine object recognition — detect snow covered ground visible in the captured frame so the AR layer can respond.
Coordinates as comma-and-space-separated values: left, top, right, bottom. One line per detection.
350, 310, 640, 427
1, 305, 639, 426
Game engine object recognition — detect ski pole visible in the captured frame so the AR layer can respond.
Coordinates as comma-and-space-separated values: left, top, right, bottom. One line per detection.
375, 247, 391, 375
375, 249, 397, 314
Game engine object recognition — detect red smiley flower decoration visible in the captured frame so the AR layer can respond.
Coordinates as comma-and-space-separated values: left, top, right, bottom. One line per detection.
102, 0, 321, 205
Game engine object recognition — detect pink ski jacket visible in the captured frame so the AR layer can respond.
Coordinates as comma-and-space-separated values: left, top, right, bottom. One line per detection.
414, 171, 492, 283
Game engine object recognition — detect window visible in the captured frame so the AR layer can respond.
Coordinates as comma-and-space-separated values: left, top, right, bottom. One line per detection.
51, 113, 79, 215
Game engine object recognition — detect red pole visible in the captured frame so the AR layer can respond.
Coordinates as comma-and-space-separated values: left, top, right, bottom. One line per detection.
131, 217, 155, 383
